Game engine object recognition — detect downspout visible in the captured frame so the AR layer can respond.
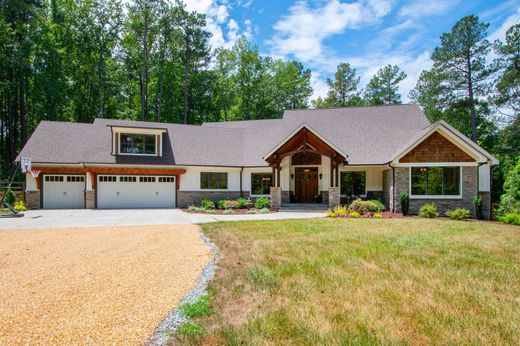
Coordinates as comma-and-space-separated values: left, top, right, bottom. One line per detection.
240, 167, 244, 198
476, 160, 489, 217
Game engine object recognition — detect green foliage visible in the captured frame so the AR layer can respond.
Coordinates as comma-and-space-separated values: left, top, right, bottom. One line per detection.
254, 197, 270, 209
497, 213, 520, 226
177, 322, 204, 336
14, 200, 27, 211
419, 203, 439, 218
494, 24, 520, 112
246, 209, 257, 214
446, 208, 470, 221
246, 267, 278, 292
217, 199, 229, 209
180, 295, 212, 319
223, 209, 235, 214
365, 65, 407, 104
316, 63, 360, 107
188, 205, 204, 212
369, 199, 385, 212
200, 199, 215, 209
223, 200, 239, 209
498, 158, 520, 214
473, 196, 484, 220
3, 189, 16, 206
349, 199, 379, 213
258, 208, 270, 214
236, 197, 248, 209
400, 191, 410, 216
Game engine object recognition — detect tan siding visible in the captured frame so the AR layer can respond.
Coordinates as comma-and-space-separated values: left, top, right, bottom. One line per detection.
400, 131, 474, 163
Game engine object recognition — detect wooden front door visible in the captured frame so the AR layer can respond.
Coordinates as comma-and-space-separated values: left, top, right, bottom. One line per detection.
295, 167, 319, 203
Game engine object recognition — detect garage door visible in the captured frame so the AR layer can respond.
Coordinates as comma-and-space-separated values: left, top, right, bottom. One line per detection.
43, 175, 85, 209
97, 175, 176, 209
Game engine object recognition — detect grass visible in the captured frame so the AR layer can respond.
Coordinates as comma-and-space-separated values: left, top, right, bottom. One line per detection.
180, 295, 212, 319
171, 218, 519, 345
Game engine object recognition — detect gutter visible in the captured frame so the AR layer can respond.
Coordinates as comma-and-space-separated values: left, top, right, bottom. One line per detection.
239, 167, 244, 197
388, 162, 396, 213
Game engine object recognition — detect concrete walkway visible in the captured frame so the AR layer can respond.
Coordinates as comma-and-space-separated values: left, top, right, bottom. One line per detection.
0, 209, 326, 229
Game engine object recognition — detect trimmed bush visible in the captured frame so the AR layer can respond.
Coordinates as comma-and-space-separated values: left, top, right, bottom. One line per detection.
327, 211, 337, 218
446, 208, 470, 221
400, 191, 409, 216
247, 209, 258, 214
258, 208, 270, 214
349, 199, 379, 213
473, 196, 484, 220
223, 200, 239, 209
14, 200, 27, 211
349, 211, 361, 218
200, 199, 215, 209
373, 213, 382, 219
419, 203, 439, 218
237, 197, 248, 209
3, 189, 16, 206
333, 205, 348, 216
370, 199, 385, 212
223, 209, 235, 214
254, 197, 270, 209
498, 213, 520, 226
218, 198, 229, 210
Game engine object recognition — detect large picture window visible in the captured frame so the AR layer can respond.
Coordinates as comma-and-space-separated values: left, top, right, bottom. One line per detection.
411, 167, 460, 196
120, 133, 156, 155
201, 172, 228, 190
251, 173, 272, 195
340, 171, 366, 196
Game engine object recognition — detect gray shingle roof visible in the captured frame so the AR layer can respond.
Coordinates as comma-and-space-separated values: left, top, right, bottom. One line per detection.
18, 104, 431, 167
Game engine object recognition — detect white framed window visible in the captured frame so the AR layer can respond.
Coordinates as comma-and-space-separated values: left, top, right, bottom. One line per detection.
409, 166, 462, 199
340, 171, 366, 197
251, 173, 272, 195
200, 172, 228, 190
119, 133, 157, 156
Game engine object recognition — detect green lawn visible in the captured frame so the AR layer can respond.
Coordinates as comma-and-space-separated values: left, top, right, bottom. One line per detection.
174, 218, 519, 345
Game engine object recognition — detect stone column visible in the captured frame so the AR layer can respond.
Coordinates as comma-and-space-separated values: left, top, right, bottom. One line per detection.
85, 190, 96, 209
329, 186, 340, 208
25, 191, 41, 209
270, 186, 282, 210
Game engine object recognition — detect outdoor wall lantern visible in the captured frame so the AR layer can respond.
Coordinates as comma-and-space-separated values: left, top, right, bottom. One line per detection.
291, 173, 294, 180
319, 173, 323, 180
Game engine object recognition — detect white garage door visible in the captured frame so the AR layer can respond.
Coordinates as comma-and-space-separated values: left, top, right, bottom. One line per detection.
43, 175, 85, 209
97, 175, 176, 209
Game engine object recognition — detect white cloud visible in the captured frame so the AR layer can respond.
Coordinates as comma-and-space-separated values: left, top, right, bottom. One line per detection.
489, 6, 520, 42
399, 0, 458, 18
268, 0, 394, 65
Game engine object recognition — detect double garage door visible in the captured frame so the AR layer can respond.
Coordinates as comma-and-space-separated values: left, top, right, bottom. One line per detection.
42, 174, 176, 209
97, 175, 176, 209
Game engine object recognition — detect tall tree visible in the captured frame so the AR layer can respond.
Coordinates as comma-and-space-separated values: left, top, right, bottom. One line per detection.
494, 24, 520, 117
325, 63, 360, 107
365, 65, 407, 104
431, 15, 496, 142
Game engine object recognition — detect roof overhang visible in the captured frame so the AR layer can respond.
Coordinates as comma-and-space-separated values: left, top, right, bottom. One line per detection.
263, 123, 348, 163
391, 120, 499, 165
108, 125, 167, 135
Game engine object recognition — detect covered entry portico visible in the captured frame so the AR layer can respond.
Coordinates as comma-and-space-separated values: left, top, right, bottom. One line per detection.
264, 124, 347, 209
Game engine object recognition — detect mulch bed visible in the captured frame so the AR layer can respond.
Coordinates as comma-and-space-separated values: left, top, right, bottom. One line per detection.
182, 208, 277, 215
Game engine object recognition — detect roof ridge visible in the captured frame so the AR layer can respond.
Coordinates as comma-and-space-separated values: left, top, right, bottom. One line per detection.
285, 103, 420, 113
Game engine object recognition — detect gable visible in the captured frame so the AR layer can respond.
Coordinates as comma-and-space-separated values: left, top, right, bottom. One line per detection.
399, 131, 475, 163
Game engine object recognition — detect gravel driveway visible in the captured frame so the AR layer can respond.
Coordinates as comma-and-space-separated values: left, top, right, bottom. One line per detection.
0, 225, 211, 345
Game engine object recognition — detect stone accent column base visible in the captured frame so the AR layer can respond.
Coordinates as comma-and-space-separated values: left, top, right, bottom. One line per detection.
86, 190, 96, 209
329, 187, 340, 208
25, 191, 41, 209
270, 187, 282, 210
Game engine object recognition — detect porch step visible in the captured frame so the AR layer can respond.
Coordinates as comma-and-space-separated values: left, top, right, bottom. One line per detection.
280, 203, 329, 212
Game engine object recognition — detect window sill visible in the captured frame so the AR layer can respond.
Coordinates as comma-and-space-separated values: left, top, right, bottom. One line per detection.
410, 195, 462, 200
117, 152, 159, 157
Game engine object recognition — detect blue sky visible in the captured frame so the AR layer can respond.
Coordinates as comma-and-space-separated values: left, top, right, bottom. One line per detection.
184, 0, 520, 102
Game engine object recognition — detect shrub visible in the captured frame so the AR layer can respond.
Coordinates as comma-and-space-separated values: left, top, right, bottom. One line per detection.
370, 199, 385, 212
14, 200, 27, 211
473, 196, 484, 220
204, 209, 216, 214
200, 199, 215, 209
3, 189, 16, 206
333, 205, 348, 216
247, 209, 257, 214
223, 200, 239, 209
373, 213, 382, 219
498, 213, 520, 226
237, 197, 248, 209
254, 197, 270, 209
446, 208, 470, 221
498, 158, 520, 214
223, 209, 235, 214
327, 211, 337, 218
349, 211, 360, 218
400, 191, 409, 216
349, 199, 379, 213
258, 208, 270, 214
419, 203, 439, 218
218, 198, 229, 209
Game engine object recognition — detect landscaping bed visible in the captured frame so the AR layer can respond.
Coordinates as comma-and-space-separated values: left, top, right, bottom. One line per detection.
182, 208, 276, 215
185, 196, 275, 215
172, 218, 520, 345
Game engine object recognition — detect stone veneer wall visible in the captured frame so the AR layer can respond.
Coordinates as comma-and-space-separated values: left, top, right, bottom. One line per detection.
177, 191, 250, 208
281, 191, 290, 204
25, 191, 40, 209
393, 166, 483, 218
382, 169, 393, 211
85, 190, 96, 209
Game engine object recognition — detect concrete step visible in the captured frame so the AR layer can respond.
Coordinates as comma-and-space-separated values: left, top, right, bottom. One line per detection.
280, 204, 329, 212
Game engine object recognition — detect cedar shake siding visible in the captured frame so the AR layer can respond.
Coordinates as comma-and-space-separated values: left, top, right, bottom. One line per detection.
400, 132, 474, 163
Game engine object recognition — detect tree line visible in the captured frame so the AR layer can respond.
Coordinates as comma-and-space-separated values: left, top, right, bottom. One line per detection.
1, 2, 518, 208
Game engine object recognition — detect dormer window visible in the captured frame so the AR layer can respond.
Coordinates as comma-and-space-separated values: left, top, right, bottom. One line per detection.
110, 125, 166, 157
120, 133, 156, 155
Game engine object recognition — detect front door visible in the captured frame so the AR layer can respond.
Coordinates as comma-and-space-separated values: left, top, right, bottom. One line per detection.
295, 167, 319, 203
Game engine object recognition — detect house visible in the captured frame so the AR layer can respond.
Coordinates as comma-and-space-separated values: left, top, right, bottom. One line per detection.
17, 104, 498, 218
